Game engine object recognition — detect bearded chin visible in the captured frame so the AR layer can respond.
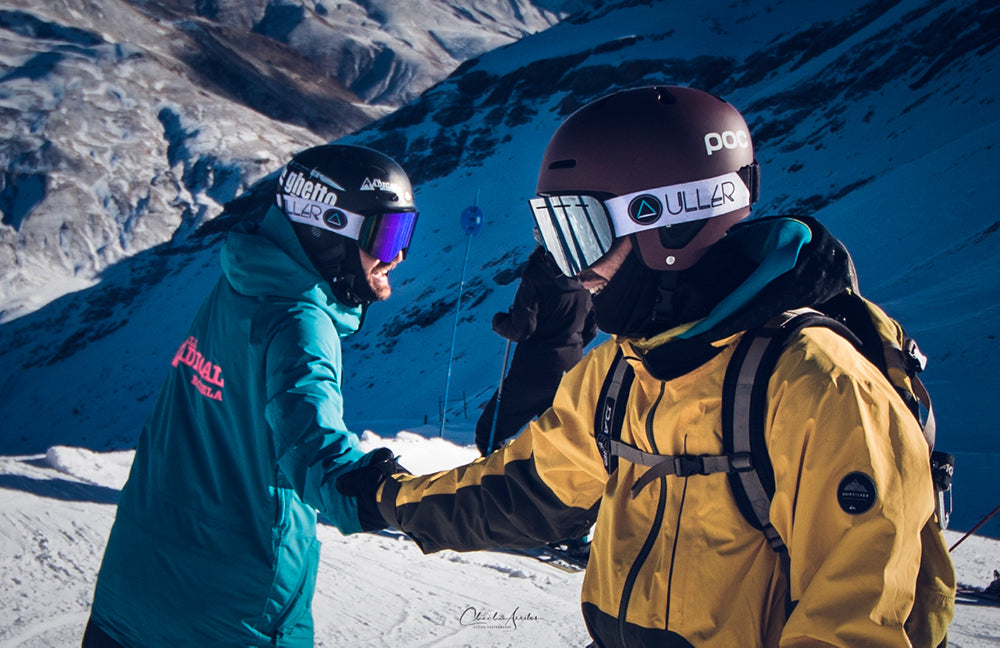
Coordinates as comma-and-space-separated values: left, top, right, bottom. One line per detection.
367, 275, 391, 301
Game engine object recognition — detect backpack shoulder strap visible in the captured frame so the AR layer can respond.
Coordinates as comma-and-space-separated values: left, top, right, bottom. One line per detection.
722, 308, 857, 552
594, 349, 635, 474
595, 348, 752, 498
815, 293, 937, 443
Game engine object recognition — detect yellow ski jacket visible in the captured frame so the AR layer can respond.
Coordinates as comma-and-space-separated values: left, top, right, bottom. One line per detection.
377, 217, 939, 647
378, 328, 934, 646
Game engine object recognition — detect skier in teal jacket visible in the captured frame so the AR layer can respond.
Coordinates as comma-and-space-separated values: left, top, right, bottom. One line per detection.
84, 145, 418, 647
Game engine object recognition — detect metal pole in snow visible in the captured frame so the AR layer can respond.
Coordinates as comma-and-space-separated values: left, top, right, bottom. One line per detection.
440, 192, 484, 437
486, 338, 513, 453
949, 502, 1000, 552
440, 234, 471, 437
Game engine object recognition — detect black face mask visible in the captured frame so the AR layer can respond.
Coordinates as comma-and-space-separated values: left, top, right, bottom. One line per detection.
591, 251, 662, 338
591, 242, 747, 379
590, 251, 722, 379
592, 239, 754, 339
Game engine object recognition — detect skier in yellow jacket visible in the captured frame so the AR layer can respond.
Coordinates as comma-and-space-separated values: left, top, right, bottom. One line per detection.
340, 86, 950, 647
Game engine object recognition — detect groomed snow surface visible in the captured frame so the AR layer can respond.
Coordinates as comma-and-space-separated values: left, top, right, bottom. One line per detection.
1, 428, 997, 647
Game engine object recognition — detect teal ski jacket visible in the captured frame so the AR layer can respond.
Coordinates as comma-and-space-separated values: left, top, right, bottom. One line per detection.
91, 206, 376, 647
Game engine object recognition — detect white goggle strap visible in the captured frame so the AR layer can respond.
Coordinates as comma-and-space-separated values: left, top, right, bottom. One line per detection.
604, 172, 752, 237
279, 193, 365, 241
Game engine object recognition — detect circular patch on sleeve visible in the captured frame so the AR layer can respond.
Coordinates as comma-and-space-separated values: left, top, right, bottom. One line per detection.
837, 472, 878, 514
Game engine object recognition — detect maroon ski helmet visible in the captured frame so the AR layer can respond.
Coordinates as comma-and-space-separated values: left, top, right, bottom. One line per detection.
536, 85, 759, 271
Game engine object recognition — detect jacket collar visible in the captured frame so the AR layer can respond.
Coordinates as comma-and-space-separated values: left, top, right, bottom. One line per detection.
625, 216, 857, 378
220, 206, 363, 336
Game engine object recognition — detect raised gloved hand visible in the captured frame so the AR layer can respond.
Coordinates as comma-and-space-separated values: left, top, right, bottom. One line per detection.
335, 447, 407, 532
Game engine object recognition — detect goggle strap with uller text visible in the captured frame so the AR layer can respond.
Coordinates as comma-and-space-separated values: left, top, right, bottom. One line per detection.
280, 193, 418, 263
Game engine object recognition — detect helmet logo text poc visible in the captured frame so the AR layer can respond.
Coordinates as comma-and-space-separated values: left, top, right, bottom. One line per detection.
704, 130, 750, 156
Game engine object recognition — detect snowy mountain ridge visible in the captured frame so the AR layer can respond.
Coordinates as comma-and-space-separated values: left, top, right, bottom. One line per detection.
0, 0, 579, 308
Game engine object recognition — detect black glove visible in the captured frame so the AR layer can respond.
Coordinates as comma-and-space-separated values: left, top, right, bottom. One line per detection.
491, 311, 508, 334
336, 447, 407, 532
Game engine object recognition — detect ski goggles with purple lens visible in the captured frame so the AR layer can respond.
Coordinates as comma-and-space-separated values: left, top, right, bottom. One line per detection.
529, 170, 754, 276
358, 210, 419, 262
280, 193, 418, 262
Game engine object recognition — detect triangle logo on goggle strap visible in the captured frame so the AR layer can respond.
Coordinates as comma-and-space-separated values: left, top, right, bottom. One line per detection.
627, 194, 663, 225
322, 209, 348, 230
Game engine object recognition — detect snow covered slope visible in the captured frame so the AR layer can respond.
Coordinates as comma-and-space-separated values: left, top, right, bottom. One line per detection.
0, 432, 997, 647
2, 1, 996, 645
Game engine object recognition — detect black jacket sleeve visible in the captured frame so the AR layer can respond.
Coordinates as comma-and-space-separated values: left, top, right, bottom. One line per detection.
492, 279, 539, 342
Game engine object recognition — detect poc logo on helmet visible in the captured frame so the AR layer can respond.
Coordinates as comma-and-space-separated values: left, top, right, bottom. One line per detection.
704, 130, 750, 156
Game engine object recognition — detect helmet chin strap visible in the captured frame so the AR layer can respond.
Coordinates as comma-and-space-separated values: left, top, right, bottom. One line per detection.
328, 274, 362, 307
291, 223, 378, 308
650, 271, 680, 325
328, 255, 379, 308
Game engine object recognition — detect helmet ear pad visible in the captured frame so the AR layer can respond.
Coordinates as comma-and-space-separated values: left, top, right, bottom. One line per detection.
292, 223, 374, 307
633, 207, 750, 271
293, 224, 346, 275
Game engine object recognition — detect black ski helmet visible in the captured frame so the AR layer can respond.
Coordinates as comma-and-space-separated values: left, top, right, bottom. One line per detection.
535, 85, 759, 272
275, 144, 417, 306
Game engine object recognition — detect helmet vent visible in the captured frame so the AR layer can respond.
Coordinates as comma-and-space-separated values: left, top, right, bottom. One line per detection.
549, 159, 576, 170
654, 87, 677, 104
376, 189, 400, 203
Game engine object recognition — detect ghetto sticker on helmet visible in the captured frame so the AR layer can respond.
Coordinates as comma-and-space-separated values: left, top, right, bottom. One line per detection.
837, 472, 878, 514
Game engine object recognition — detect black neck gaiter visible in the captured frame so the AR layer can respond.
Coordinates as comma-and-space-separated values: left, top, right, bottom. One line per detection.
591, 252, 662, 338
592, 241, 754, 339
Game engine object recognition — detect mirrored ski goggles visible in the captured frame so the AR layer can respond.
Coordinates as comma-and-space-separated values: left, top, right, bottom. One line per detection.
529, 170, 754, 276
280, 193, 418, 263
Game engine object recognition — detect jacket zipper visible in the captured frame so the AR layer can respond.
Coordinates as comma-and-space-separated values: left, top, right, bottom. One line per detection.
617, 383, 668, 647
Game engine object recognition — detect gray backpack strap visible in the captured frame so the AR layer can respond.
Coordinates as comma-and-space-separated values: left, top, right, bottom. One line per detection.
596, 349, 747, 496
893, 336, 937, 448
594, 350, 635, 474
722, 309, 857, 553
611, 440, 750, 498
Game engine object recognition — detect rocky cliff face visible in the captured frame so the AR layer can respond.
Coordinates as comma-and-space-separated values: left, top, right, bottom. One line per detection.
0, 0, 572, 313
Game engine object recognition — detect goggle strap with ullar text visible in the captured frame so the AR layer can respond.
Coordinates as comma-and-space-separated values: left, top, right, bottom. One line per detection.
280, 193, 418, 262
